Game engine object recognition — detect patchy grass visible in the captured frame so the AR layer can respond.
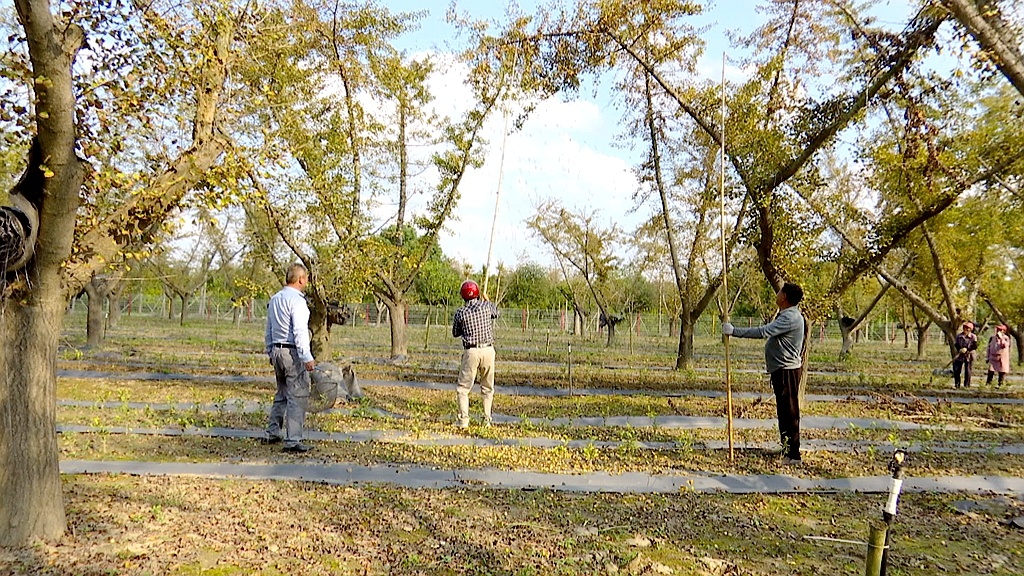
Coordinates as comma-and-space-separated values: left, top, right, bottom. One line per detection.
27, 312, 1024, 574
1, 475, 1022, 575
57, 432, 1024, 479
58, 312, 1024, 396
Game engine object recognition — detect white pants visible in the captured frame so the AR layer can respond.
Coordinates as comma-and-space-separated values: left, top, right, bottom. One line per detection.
457, 346, 495, 426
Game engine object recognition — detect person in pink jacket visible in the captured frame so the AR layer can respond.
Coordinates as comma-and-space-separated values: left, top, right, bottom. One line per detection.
986, 324, 1011, 387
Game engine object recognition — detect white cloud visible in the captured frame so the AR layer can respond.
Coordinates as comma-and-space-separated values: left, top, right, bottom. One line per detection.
437, 95, 642, 274
362, 53, 643, 274
695, 52, 753, 85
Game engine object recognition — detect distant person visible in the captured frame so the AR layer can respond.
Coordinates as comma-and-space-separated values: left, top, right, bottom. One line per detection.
263, 263, 316, 452
723, 282, 806, 465
452, 280, 499, 428
986, 324, 1011, 387
952, 321, 977, 389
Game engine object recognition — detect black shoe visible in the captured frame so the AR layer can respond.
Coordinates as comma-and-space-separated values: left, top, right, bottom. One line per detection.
260, 436, 283, 445
283, 443, 314, 453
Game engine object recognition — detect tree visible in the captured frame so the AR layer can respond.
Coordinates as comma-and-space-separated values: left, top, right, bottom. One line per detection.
940, 0, 1024, 97
632, 76, 749, 367
237, 3, 508, 361
82, 270, 125, 346
364, 52, 505, 360
1, 0, 85, 545
413, 250, 461, 308
502, 262, 558, 310
478, 0, 954, 400
528, 201, 626, 346
2, 0, 254, 544
814, 79, 1024, 359
148, 233, 217, 326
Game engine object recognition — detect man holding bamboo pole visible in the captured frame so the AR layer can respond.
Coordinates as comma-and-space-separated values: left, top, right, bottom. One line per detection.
722, 282, 806, 465
452, 280, 499, 429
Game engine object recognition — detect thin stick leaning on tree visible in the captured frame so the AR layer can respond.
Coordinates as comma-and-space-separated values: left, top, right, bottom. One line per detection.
719, 52, 735, 463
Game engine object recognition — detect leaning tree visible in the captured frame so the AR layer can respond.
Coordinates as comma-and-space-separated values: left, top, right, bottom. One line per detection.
1, 0, 260, 545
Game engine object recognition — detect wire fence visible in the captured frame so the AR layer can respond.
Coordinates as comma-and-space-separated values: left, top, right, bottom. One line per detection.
69, 293, 953, 343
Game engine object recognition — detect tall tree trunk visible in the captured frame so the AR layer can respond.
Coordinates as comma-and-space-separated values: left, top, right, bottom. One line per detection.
942, 327, 958, 359
676, 316, 695, 369
572, 305, 586, 337
83, 273, 122, 345
942, 0, 1024, 98
915, 325, 929, 359
385, 298, 408, 360
83, 280, 105, 347
179, 294, 187, 326
308, 296, 330, 361
839, 320, 856, 359
3, 0, 85, 545
1, 285, 68, 544
106, 280, 124, 329
605, 319, 617, 347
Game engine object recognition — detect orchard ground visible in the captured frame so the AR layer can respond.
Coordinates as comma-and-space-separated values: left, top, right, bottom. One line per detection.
2, 309, 1023, 575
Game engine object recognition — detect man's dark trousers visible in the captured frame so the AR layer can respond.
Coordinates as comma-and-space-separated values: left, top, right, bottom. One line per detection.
770, 368, 801, 459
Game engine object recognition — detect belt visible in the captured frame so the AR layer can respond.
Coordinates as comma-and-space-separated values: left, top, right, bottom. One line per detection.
464, 343, 493, 349
273, 343, 296, 349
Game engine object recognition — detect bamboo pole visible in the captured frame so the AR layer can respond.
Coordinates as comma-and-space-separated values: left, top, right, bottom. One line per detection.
865, 521, 887, 576
482, 111, 510, 297
720, 52, 735, 462
567, 341, 573, 397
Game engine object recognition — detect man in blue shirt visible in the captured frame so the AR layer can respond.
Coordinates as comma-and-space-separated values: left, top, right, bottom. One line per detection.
723, 282, 806, 464
452, 280, 499, 428
263, 263, 316, 452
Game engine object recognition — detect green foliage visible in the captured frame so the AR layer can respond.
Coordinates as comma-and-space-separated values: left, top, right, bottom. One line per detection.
503, 263, 559, 309
413, 253, 460, 306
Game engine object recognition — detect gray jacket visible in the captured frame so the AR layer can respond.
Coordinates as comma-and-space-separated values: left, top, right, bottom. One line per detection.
731, 307, 805, 373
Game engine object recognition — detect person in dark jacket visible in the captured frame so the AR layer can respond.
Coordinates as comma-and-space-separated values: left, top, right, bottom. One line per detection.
723, 282, 806, 465
952, 321, 978, 389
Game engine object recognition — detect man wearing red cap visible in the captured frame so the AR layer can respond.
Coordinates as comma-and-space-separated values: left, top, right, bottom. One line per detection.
952, 321, 978, 389
986, 324, 1011, 387
452, 280, 499, 428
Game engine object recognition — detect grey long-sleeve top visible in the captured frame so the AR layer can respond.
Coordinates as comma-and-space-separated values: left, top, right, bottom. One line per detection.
731, 306, 805, 373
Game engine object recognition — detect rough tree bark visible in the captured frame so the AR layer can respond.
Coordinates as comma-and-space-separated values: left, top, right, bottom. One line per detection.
83, 278, 106, 346
3, 2, 237, 544
1, 0, 85, 546
942, 0, 1024, 98
385, 297, 409, 361
83, 272, 122, 346
106, 278, 125, 329
642, 73, 746, 369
